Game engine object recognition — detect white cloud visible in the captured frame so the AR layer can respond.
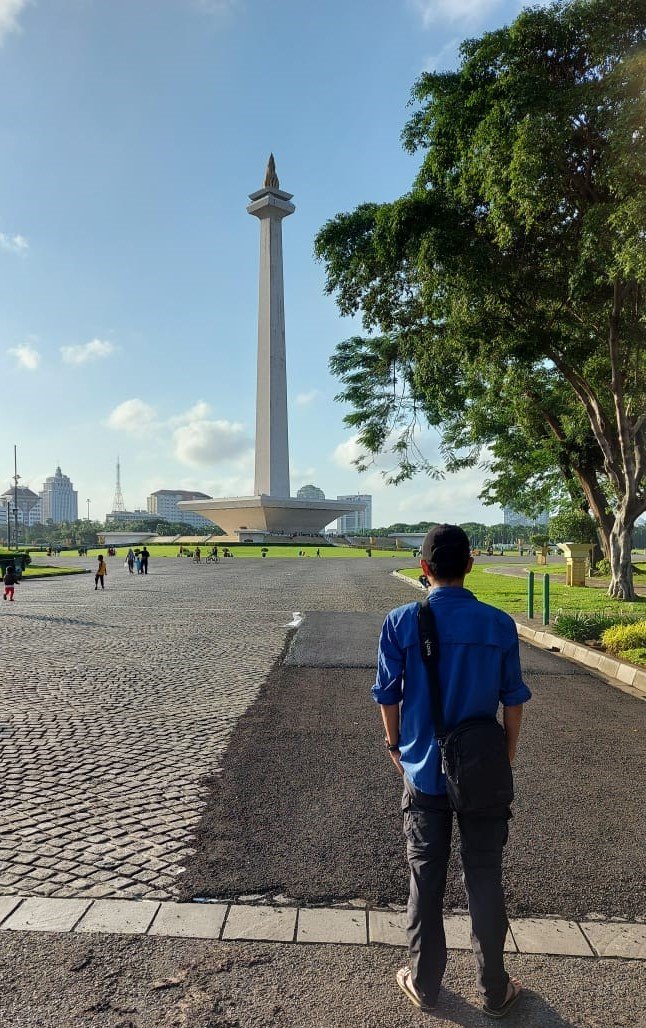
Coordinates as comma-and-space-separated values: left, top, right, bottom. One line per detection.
423, 37, 461, 72
173, 418, 251, 467
295, 389, 319, 407
107, 398, 157, 434
60, 338, 116, 366
8, 342, 40, 370
411, 0, 551, 28
0, 0, 27, 44
332, 434, 410, 475
410, 0, 503, 27
0, 231, 28, 254
394, 464, 499, 523
192, 0, 240, 15
168, 400, 211, 428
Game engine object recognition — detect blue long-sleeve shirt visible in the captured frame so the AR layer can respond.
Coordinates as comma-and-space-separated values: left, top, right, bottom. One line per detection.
373, 587, 531, 795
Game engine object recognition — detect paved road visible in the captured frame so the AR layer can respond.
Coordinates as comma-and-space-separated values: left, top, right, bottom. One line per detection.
0, 555, 409, 903
179, 565, 645, 921
2, 556, 644, 922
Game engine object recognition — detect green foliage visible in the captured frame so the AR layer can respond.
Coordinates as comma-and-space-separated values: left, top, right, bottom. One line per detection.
316, 0, 646, 594
601, 620, 646, 654
594, 558, 612, 576
398, 564, 645, 616
553, 609, 638, 642
549, 509, 597, 544
618, 647, 646, 665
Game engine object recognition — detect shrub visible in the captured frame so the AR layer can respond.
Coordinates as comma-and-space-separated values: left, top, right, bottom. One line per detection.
617, 647, 646, 666
554, 610, 617, 642
601, 621, 646, 655
554, 609, 642, 643
594, 558, 611, 576
549, 509, 596, 544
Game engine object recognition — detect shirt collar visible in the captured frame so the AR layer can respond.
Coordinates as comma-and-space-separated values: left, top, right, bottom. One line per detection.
428, 586, 475, 601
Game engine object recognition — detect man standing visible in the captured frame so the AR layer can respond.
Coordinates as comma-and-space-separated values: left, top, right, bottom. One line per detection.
373, 524, 531, 1018
141, 546, 150, 575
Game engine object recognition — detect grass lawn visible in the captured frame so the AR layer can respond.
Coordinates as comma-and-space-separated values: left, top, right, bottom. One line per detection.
398, 565, 645, 617
76, 544, 402, 560
23, 566, 88, 578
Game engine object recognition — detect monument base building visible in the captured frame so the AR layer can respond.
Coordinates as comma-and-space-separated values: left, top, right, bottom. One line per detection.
181, 494, 359, 540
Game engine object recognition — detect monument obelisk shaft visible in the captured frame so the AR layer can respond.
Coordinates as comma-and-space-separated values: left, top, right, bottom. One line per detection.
247, 155, 295, 498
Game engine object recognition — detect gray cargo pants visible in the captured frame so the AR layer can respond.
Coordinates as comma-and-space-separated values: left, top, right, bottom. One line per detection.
402, 785, 511, 1009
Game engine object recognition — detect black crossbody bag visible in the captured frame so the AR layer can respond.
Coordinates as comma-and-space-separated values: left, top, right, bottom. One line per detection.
417, 598, 514, 813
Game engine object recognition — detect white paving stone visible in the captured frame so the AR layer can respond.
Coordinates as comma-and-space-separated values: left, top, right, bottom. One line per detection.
444, 915, 516, 953
148, 901, 227, 939
75, 899, 159, 935
223, 904, 296, 942
369, 910, 406, 946
580, 921, 646, 959
2, 897, 90, 932
510, 918, 593, 956
0, 896, 23, 925
297, 907, 367, 945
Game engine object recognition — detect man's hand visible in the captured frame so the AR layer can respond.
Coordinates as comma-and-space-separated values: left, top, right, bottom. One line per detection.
388, 747, 404, 776
503, 704, 523, 764
380, 703, 404, 776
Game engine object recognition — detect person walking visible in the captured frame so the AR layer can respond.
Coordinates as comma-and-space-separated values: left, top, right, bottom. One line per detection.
141, 545, 150, 575
126, 548, 135, 574
373, 524, 531, 1018
94, 554, 107, 591
3, 564, 19, 601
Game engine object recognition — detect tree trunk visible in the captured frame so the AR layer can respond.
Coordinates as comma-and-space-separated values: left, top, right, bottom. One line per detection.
607, 516, 635, 600
574, 468, 612, 559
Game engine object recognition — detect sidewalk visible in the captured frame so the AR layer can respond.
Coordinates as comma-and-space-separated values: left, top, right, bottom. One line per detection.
2, 929, 643, 1027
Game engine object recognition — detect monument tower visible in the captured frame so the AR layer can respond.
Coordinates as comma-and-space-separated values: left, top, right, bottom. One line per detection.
248, 154, 293, 498
179, 157, 360, 538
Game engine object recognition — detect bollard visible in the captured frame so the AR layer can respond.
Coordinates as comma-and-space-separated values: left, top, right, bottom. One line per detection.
543, 573, 550, 625
527, 571, 534, 620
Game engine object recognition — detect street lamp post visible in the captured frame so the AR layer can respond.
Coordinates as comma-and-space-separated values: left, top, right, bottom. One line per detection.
86, 498, 91, 521
12, 445, 20, 550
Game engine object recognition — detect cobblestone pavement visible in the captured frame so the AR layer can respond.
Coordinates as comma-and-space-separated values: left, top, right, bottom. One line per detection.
0, 556, 411, 903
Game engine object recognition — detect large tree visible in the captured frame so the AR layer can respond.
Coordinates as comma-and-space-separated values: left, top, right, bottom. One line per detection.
315, 0, 645, 599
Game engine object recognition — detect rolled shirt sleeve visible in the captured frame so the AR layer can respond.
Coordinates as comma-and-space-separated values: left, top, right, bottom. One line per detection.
500, 635, 532, 707
372, 614, 405, 706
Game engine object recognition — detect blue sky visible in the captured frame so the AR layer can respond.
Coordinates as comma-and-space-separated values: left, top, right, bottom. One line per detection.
0, 0, 537, 526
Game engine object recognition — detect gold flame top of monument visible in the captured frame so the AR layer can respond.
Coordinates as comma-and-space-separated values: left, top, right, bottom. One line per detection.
263, 153, 280, 190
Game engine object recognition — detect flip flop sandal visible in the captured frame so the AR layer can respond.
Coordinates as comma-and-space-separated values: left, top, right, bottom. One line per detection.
483, 981, 521, 1019
395, 967, 437, 1013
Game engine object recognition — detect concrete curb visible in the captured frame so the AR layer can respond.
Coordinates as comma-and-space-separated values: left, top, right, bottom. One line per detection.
391, 571, 646, 698
514, 621, 646, 697
0, 895, 644, 959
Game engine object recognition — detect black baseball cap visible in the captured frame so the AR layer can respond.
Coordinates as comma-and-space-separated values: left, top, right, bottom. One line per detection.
421, 524, 470, 565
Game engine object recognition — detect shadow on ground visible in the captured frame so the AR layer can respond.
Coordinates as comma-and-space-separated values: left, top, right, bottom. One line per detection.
182, 613, 646, 920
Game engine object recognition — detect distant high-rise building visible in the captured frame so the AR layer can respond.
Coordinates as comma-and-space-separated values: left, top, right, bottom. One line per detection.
297, 484, 325, 501
105, 509, 157, 525
147, 490, 214, 529
40, 467, 78, 524
0, 486, 41, 537
502, 506, 548, 528
336, 494, 372, 535
28, 498, 42, 526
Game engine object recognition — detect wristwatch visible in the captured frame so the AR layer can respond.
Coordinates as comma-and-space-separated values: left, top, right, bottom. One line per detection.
385, 738, 400, 752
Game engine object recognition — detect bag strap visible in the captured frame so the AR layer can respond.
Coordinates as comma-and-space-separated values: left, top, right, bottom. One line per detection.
417, 598, 446, 741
